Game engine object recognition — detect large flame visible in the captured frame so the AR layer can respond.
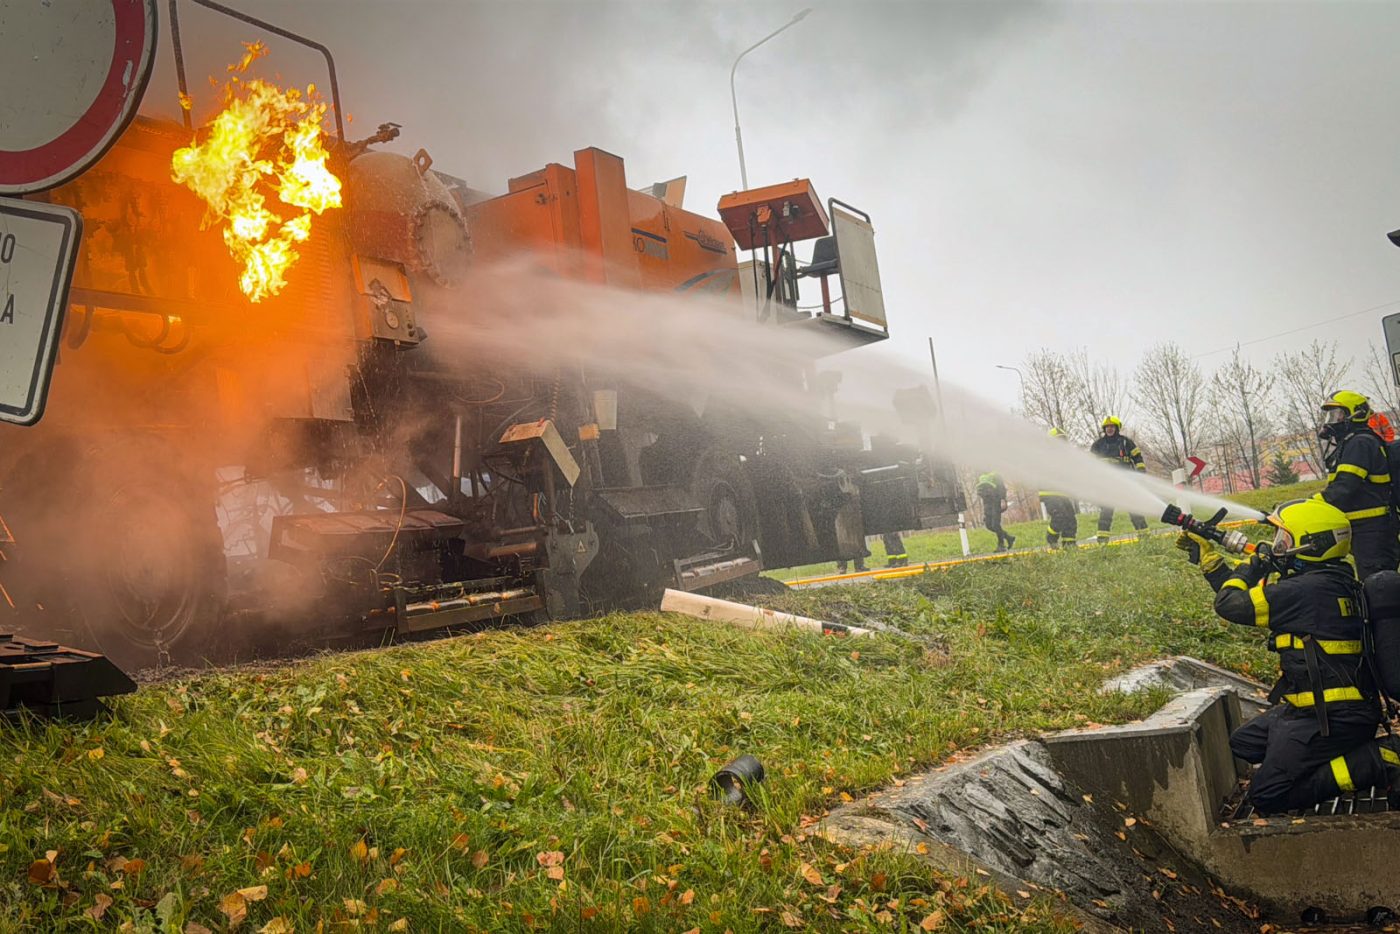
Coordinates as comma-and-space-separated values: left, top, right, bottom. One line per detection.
171, 59, 341, 303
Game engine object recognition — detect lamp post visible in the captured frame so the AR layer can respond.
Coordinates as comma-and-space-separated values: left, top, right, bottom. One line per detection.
996, 364, 1026, 400
730, 9, 811, 190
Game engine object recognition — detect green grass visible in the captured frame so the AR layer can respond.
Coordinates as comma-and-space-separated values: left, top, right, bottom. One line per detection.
0, 537, 1271, 931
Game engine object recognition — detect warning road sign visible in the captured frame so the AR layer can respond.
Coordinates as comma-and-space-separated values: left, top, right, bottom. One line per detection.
0, 0, 158, 194
0, 198, 82, 426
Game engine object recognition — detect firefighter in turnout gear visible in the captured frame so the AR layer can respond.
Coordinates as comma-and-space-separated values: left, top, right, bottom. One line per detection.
1039, 428, 1078, 548
1318, 390, 1398, 581
1179, 498, 1396, 813
1090, 416, 1148, 542
976, 471, 1015, 552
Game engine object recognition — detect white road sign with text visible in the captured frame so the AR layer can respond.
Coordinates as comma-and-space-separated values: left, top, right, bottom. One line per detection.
0, 198, 81, 426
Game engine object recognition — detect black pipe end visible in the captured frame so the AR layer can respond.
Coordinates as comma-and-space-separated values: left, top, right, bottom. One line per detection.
711, 754, 766, 806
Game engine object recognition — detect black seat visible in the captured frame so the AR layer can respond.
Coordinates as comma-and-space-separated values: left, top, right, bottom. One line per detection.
797, 236, 839, 278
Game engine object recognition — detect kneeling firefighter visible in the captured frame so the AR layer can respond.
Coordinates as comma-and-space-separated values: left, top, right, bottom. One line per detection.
1039, 428, 1077, 549
1318, 390, 1398, 581
1090, 416, 1148, 543
1179, 499, 1397, 813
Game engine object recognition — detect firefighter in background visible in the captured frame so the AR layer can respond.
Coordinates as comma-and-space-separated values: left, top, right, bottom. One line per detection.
1039, 428, 1078, 549
1178, 499, 1396, 813
882, 532, 909, 568
1090, 416, 1148, 543
977, 471, 1015, 552
1317, 391, 1398, 581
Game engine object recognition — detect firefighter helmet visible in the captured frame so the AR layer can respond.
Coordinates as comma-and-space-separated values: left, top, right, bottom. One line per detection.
1101, 415, 1123, 434
1048, 427, 1066, 439
1321, 390, 1371, 427
1264, 498, 1352, 564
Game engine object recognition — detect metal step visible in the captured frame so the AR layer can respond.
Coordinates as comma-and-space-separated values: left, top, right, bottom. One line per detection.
0, 633, 136, 719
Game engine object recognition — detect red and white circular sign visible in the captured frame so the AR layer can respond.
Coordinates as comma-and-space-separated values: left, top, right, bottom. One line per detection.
0, 0, 157, 194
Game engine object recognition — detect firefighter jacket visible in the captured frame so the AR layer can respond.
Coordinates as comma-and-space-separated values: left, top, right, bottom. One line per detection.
1090, 434, 1146, 471
1204, 556, 1370, 719
1321, 428, 1393, 527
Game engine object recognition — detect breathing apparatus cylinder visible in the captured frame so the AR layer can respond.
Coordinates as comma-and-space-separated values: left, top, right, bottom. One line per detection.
1362, 571, 1400, 698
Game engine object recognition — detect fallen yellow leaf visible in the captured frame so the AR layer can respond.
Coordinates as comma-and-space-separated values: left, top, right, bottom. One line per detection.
350, 839, 369, 861
259, 919, 293, 934
799, 862, 824, 886
88, 893, 113, 920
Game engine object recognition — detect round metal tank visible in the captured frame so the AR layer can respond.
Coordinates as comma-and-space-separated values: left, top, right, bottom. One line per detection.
346, 149, 471, 287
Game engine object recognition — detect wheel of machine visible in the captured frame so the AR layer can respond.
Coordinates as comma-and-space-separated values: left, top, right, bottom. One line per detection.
1, 435, 227, 672
690, 448, 758, 552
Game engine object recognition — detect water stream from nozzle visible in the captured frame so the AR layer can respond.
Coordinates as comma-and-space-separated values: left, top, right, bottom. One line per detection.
428, 263, 1287, 529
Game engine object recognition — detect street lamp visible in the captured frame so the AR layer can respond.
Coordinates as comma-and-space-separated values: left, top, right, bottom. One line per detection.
996, 364, 1025, 398
730, 9, 811, 190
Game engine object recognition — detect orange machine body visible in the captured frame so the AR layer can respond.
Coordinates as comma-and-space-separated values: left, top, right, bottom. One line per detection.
465, 148, 739, 299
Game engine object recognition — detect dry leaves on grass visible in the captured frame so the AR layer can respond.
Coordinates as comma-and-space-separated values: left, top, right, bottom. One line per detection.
219, 884, 269, 927
536, 850, 565, 879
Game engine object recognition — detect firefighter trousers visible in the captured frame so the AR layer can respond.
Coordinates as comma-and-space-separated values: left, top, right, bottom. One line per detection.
1351, 518, 1400, 583
1040, 495, 1077, 547
980, 496, 1012, 549
1228, 702, 1381, 814
1096, 506, 1147, 539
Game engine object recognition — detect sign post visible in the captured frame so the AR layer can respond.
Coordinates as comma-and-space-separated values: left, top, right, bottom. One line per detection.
0, 200, 82, 425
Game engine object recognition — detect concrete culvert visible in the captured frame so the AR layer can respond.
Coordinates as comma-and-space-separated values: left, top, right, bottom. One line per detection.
823, 657, 1400, 930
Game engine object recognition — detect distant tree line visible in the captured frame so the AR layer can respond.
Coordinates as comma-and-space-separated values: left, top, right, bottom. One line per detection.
1015, 339, 1396, 491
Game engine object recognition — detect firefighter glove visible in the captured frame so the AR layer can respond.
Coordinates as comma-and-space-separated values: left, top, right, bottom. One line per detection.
1175, 531, 1224, 573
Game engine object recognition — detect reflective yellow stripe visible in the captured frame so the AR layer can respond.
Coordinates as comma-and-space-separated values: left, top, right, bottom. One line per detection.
1345, 506, 1391, 521
1383, 748, 1400, 767
1331, 755, 1355, 793
1249, 583, 1269, 628
1130, 448, 1141, 456
1339, 597, 1359, 617
1221, 578, 1247, 591
1273, 634, 1361, 654
1282, 686, 1365, 707
1370, 474, 1392, 484
1336, 463, 1369, 479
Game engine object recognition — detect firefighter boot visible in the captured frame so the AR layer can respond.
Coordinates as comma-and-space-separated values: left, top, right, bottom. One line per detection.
1314, 739, 1400, 808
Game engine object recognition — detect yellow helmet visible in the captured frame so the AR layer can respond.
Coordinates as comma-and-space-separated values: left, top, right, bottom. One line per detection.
1321, 390, 1371, 425
1048, 427, 1066, 439
1264, 498, 1352, 563
1101, 416, 1122, 434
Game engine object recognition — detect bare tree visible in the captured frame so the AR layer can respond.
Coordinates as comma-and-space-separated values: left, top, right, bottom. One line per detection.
1019, 350, 1085, 440
1131, 342, 1207, 471
1273, 340, 1353, 478
1068, 348, 1130, 439
1362, 340, 1400, 421
1207, 346, 1274, 489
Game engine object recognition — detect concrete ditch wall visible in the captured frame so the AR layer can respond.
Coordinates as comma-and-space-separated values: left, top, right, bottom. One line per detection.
823, 657, 1400, 925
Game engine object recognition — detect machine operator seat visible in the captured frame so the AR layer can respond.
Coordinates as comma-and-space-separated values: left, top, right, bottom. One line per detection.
797, 236, 839, 278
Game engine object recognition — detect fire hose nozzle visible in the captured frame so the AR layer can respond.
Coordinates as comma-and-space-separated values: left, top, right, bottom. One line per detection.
1160, 504, 1255, 555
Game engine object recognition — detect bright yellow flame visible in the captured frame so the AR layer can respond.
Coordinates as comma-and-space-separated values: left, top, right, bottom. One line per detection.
170, 76, 342, 302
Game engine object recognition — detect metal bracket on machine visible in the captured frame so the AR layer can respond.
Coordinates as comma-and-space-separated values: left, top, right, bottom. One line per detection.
540, 524, 599, 619
499, 419, 581, 487
0, 634, 137, 720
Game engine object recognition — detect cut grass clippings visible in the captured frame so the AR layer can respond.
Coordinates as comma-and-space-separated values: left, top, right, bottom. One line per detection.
0, 533, 1275, 931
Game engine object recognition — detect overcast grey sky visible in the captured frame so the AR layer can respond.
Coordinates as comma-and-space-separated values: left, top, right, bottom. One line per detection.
152, 0, 1400, 411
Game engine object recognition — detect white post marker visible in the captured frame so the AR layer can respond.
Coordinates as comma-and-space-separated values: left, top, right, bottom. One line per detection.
0, 199, 82, 426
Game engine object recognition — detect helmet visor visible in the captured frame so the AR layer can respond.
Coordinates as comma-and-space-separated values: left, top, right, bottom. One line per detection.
1271, 523, 1294, 554
1322, 406, 1347, 425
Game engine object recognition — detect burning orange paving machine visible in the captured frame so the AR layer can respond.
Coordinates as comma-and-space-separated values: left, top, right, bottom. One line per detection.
0, 1, 963, 669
